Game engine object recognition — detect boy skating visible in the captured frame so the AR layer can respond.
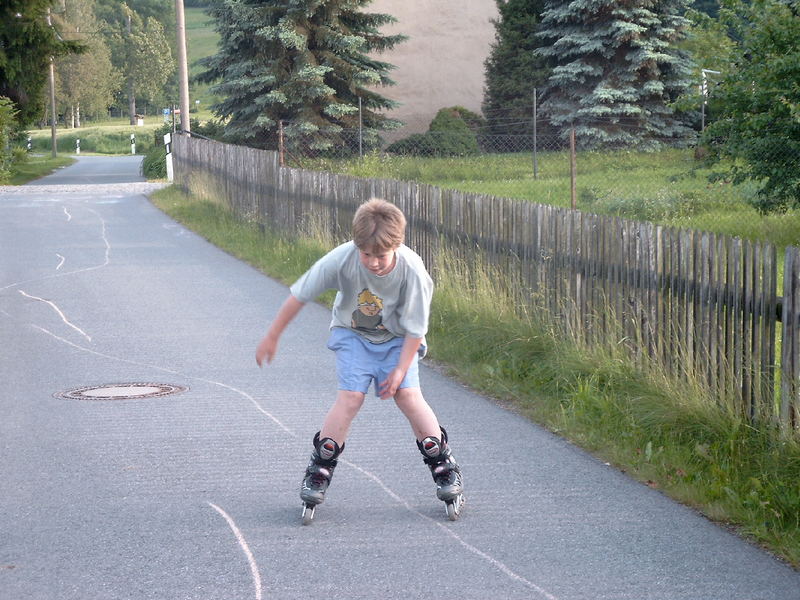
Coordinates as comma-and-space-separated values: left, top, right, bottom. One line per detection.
256, 199, 464, 523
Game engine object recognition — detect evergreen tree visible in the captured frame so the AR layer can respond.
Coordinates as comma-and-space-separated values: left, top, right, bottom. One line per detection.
536, 0, 695, 149
482, 0, 551, 142
0, 0, 84, 129
197, 0, 405, 152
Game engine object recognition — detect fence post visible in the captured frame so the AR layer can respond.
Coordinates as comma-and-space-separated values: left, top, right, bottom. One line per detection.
278, 120, 285, 167
570, 126, 577, 210
358, 96, 363, 159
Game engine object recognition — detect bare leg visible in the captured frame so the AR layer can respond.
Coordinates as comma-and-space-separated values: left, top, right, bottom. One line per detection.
394, 387, 440, 441
320, 390, 366, 445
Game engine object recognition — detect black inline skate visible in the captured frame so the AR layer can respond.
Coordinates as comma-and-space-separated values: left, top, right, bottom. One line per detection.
300, 432, 344, 525
417, 427, 464, 521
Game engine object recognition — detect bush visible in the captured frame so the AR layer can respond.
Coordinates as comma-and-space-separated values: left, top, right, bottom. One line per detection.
142, 145, 167, 179
386, 107, 482, 157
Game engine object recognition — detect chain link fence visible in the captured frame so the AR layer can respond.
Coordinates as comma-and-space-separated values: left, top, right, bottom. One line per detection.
248, 122, 800, 252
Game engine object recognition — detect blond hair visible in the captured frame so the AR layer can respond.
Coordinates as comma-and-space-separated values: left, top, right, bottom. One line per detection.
352, 199, 406, 252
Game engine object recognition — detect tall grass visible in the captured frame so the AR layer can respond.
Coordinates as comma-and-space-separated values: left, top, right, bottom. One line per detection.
151, 185, 800, 568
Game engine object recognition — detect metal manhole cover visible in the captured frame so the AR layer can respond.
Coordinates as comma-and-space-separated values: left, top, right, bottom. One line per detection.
57, 383, 187, 401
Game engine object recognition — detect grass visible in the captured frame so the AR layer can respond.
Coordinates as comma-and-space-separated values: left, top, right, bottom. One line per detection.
302, 149, 800, 253
6, 154, 75, 184
150, 185, 800, 569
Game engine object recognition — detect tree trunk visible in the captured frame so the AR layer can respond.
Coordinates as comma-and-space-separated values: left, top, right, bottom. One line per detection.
128, 78, 136, 126
76, 103, 81, 128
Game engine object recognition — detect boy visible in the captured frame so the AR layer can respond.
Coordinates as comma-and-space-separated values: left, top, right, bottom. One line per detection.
255, 199, 464, 522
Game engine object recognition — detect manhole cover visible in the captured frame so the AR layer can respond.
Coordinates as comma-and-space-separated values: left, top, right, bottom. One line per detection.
57, 383, 187, 401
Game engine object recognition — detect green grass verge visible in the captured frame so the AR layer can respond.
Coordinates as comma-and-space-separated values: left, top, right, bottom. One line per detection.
150, 185, 800, 569
7, 154, 75, 184
303, 150, 800, 254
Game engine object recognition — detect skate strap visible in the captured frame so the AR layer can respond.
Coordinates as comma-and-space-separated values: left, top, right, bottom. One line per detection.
307, 464, 333, 478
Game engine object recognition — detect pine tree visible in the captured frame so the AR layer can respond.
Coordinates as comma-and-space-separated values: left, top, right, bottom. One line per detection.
537, 0, 695, 149
482, 0, 551, 143
197, 0, 405, 152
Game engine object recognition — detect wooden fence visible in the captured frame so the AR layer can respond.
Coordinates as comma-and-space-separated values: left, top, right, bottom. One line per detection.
172, 134, 800, 432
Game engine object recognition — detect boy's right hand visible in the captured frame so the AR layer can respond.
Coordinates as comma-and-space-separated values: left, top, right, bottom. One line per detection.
255, 333, 278, 367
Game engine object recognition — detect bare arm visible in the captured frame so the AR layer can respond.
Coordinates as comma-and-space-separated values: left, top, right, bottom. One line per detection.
255, 295, 305, 366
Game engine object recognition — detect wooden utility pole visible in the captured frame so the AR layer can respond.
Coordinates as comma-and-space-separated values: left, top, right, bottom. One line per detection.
175, 0, 191, 132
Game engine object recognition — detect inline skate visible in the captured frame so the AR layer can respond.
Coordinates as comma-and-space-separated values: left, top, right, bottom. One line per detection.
300, 432, 344, 525
417, 427, 464, 520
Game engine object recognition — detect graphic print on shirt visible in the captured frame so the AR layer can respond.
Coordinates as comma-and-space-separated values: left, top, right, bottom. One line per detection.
351, 288, 386, 333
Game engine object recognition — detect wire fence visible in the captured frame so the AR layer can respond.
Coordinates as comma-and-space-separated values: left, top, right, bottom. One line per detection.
259, 123, 800, 252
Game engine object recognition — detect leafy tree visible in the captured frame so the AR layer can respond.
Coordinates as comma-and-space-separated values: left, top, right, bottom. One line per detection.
536, 0, 695, 149
0, 96, 20, 182
670, 7, 735, 130
482, 0, 551, 140
197, 0, 405, 152
0, 0, 84, 129
702, 0, 800, 212
103, 6, 174, 124
52, 0, 119, 126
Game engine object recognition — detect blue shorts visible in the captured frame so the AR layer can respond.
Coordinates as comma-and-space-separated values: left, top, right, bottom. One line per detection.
326, 327, 422, 396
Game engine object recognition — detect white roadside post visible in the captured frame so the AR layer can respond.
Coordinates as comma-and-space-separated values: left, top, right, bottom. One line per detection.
164, 132, 173, 182
76, 139, 80, 155
130, 133, 136, 155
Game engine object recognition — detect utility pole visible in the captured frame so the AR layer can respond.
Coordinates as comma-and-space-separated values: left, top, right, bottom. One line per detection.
175, 0, 191, 133
700, 68, 721, 131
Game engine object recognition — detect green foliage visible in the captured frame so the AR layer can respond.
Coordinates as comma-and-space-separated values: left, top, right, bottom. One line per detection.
701, 0, 800, 213
0, 0, 85, 128
0, 95, 19, 182
386, 107, 482, 156
537, 0, 695, 149
482, 0, 551, 139
197, 0, 405, 151
142, 144, 166, 179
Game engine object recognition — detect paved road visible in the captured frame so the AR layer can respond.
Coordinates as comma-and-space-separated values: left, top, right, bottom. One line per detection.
2, 156, 799, 600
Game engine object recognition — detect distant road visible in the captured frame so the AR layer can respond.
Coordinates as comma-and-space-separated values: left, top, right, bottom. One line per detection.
1, 156, 798, 599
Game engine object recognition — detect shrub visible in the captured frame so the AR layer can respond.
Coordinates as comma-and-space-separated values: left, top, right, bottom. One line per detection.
142, 145, 167, 179
386, 107, 482, 157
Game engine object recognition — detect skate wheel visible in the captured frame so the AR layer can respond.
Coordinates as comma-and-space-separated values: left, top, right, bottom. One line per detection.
301, 503, 316, 525
445, 495, 464, 521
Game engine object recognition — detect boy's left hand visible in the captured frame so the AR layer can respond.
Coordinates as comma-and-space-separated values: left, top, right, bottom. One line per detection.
378, 368, 405, 399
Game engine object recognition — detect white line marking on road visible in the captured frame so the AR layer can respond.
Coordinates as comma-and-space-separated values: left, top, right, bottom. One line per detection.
194, 377, 295, 437
208, 502, 263, 600
343, 459, 560, 600
28, 324, 556, 598
63, 207, 72, 221
56, 254, 65, 270
1, 206, 110, 293
20, 290, 91, 342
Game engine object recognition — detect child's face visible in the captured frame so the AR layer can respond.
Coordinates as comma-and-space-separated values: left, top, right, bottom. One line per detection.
359, 246, 396, 276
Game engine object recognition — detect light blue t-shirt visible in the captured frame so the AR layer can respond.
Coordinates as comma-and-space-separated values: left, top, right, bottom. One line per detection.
289, 241, 433, 346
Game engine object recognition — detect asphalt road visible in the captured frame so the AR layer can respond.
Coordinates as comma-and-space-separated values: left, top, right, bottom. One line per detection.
1, 156, 799, 600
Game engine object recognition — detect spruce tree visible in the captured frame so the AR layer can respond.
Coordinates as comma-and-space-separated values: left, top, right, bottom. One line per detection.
482, 0, 551, 144
197, 0, 405, 152
536, 0, 695, 149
